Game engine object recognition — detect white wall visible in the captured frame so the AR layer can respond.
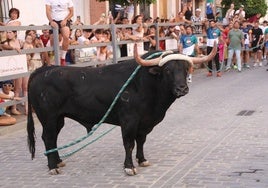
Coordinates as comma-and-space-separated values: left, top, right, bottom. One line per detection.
167, 0, 176, 19
13, 0, 47, 26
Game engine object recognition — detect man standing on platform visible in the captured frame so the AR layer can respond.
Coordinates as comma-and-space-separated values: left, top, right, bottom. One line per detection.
45, 0, 74, 66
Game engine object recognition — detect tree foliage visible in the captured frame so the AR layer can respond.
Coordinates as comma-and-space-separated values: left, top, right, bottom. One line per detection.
221, 0, 267, 18
96, 0, 156, 6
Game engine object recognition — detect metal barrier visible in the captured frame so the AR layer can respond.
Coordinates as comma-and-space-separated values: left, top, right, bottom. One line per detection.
0, 22, 206, 109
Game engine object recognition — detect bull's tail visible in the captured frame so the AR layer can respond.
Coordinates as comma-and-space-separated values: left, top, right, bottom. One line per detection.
27, 97, 36, 159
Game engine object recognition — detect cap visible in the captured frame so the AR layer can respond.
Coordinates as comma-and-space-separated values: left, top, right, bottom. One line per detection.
196, 8, 201, 12
175, 26, 180, 30
240, 5, 244, 8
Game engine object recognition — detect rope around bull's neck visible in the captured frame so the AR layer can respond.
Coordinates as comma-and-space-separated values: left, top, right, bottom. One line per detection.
44, 51, 164, 158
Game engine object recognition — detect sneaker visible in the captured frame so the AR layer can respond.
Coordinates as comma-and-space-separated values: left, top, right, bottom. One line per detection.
238, 69, 242, 72
3, 112, 11, 117
216, 72, 222, 77
207, 72, 213, 77
259, 62, 263, 66
225, 67, 231, 72
233, 65, 238, 70
187, 77, 192, 83
253, 63, 258, 67
244, 64, 250, 68
60, 58, 66, 66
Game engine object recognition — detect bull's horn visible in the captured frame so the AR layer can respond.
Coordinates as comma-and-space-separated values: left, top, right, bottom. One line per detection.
190, 41, 217, 64
159, 54, 194, 67
134, 43, 173, 66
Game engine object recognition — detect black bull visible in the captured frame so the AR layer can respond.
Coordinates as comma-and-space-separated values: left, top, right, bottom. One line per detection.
27, 48, 215, 175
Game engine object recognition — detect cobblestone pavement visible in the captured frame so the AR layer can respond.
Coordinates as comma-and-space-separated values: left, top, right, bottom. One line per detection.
0, 65, 268, 188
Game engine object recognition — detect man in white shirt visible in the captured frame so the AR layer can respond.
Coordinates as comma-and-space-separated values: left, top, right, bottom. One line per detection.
45, 0, 74, 66
191, 8, 204, 34
235, 5, 245, 21
77, 29, 97, 58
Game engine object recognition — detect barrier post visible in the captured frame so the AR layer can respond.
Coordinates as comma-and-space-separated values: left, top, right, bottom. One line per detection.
111, 23, 118, 64
52, 27, 60, 65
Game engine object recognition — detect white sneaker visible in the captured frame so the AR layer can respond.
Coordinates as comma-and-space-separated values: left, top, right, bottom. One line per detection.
225, 67, 231, 72
187, 77, 192, 83
259, 62, 263, 66
3, 112, 11, 117
253, 63, 258, 67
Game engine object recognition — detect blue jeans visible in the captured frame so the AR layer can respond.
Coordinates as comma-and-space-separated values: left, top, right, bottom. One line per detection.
227, 48, 241, 71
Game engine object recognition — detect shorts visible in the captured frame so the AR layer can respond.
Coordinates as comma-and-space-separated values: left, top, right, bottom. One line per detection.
28, 59, 43, 71
244, 44, 249, 51
252, 42, 261, 53
49, 20, 71, 34
206, 13, 215, 20
265, 41, 268, 49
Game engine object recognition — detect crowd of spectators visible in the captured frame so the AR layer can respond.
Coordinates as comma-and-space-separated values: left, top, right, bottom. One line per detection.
1, 1, 268, 125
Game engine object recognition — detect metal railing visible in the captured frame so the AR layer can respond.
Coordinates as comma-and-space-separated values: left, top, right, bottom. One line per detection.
0, 22, 206, 108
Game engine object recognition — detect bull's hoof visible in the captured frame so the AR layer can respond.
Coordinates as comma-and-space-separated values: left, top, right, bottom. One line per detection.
136, 158, 150, 167
124, 167, 137, 176
57, 161, 66, 167
139, 160, 150, 167
48, 168, 62, 175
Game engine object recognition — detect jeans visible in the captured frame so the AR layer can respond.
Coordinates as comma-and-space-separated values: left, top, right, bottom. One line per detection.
227, 48, 241, 71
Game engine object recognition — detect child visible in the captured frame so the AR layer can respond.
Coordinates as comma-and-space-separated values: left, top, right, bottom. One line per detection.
23, 34, 34, 71
0, 81, 21, 126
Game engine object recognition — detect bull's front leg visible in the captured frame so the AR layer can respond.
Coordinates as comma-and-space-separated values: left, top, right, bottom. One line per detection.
136, 133, 150, 167
121, 124, 138, 176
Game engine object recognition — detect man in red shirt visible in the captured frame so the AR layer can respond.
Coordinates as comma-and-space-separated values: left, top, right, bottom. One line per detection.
248, 13, 261, 24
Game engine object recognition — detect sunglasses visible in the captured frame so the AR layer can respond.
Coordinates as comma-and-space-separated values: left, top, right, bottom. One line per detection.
2, 84, 12, 87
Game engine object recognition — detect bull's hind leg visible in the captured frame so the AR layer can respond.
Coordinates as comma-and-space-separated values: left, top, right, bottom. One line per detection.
135, 133, 150, 167
41, 117, 65, 175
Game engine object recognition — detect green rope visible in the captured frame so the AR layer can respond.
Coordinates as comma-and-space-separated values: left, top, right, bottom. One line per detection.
44, 51, 164, 158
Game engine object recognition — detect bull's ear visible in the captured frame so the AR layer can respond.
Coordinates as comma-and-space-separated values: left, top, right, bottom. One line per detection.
148, 67, 162, 75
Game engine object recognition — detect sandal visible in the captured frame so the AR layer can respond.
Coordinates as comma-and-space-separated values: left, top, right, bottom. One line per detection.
11, 109, 21, 115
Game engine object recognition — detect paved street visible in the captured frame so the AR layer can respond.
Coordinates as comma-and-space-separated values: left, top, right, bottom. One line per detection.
0, 65, 268, 188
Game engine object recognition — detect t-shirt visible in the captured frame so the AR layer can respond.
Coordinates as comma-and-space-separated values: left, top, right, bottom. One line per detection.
45, 0, 74, 21
265, 27, 268, 35
180, 34, 198, 56
206, 3, 214, 15
241, 27, 250, 45
228, 29, 243, 50
251, 27, 263, 44
0, 88, 14, 115
206, 27, 221, 47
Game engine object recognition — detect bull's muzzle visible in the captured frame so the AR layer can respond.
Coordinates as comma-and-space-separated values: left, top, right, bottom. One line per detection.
174, 85, 189, 97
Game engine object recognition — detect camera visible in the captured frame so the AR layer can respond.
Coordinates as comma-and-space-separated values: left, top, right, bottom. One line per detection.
36, 34, 40, 39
